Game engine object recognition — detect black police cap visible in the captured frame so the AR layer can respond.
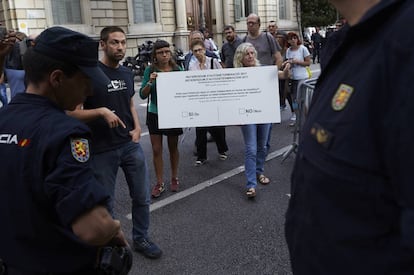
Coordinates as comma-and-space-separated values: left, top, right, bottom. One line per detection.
33, 26, 110, 86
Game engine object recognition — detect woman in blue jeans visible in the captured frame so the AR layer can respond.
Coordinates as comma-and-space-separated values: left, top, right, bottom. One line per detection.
233, 42, 290, 198
233, 42, 271, 198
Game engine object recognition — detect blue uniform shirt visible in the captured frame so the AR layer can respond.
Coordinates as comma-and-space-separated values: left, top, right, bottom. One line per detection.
286, 0, 414, 273
0, 93, 110, 273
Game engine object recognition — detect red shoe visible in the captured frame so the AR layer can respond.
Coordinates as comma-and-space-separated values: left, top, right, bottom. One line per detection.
170, 177, 179, 192
151, 182, 165, 198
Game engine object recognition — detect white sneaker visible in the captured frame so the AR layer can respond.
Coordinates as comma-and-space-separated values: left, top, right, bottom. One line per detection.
290, 114, 297, 121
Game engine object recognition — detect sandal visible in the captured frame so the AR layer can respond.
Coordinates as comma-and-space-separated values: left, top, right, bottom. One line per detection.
246, 188, 256, 198
257, 174, 270, 185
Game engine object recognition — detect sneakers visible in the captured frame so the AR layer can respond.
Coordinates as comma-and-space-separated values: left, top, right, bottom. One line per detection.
133, 238, 162, 259
170, 177, 179, 192
219, 152, 228, 160
207, 132, 214, 142
151, 182, 165, 198
290, 114, 297, 121
195, 158, 207, 166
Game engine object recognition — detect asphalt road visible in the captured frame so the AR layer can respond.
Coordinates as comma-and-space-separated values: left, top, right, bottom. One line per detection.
112, 64, 321, 275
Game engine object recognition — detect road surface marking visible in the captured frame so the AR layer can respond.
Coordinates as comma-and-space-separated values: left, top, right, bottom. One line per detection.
125, 144, 291, 219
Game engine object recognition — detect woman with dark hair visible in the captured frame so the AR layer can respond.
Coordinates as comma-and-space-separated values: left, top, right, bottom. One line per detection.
285, 32, 311, 123
139, 39, 183, 198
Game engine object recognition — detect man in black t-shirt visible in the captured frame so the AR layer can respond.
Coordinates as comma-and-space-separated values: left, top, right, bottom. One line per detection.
68, 26, 162, 260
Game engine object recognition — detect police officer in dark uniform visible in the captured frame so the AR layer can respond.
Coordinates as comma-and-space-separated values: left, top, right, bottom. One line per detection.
286, 0, 414, 274
0, 27, 129, 274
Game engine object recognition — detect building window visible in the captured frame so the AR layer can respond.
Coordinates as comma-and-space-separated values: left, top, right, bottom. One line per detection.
51, 0, 82, 24
279, 0, 290, 20
133, 0, 155, 24
235, 0, 258, 21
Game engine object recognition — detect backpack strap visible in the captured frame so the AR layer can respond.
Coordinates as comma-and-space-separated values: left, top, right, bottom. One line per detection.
243, 32, 274, 57
263, 31, 274, 57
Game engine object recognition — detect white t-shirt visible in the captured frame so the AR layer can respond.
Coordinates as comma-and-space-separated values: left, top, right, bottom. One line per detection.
286, 45, 311, 80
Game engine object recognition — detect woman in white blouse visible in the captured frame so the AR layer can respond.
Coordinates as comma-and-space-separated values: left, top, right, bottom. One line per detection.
188, 40, 229, 166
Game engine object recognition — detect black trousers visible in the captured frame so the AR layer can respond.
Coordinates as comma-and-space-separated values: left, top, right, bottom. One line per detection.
312, 42, 321, 63
195, 126, 228, 160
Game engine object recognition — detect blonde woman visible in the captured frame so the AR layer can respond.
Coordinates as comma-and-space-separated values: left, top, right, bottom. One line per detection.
233, 42, 289, 198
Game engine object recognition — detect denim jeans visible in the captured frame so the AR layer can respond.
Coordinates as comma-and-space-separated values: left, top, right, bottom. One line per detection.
241, 123, 271, 189
0, 83, 7, 107
90, 141, 150, 241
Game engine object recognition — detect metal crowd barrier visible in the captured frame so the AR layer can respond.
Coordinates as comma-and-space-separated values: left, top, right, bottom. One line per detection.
282, 77, 318, 162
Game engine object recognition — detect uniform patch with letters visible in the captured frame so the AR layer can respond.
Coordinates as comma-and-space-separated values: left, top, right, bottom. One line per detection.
71, 138, 90, 162
332, 84, 354, 111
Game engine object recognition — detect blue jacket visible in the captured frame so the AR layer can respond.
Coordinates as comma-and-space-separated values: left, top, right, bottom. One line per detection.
286, 0, 414, 273
0, 93, 110, 272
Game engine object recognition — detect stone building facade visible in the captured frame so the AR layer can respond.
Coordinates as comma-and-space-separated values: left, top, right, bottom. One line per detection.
0, 0, 300, 56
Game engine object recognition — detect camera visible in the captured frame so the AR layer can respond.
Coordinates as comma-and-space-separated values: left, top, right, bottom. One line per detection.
96, 246, 133, 275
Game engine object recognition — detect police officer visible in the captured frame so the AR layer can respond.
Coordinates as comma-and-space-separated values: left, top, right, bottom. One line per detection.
0, 27, 129, 274
285, 0, 414, 274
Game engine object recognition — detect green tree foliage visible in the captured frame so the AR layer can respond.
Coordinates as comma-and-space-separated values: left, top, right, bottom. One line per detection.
300, 0, 338, 27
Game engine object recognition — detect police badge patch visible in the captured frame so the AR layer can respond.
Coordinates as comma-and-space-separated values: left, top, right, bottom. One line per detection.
70, 138, 90, 162
332, 84, 354, 111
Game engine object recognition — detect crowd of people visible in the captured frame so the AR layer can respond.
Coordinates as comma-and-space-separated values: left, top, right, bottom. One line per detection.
2, 0, 413, 272
0, 17, 293, 273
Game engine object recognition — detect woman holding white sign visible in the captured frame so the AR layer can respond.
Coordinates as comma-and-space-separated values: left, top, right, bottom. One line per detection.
234, 42, 290, 198
233, 42, 271, 198
188, 40, 229, 166
139, 40, 183, 199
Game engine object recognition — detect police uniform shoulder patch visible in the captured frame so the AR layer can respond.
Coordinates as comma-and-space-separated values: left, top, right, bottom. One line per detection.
332, 84, 354, 111
70, 138, 90, 163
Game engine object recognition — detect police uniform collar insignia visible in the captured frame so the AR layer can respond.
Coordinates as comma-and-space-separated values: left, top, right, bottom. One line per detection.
71, 138, 90, 162
310, 123, 333, 148
332, 84, 354, 111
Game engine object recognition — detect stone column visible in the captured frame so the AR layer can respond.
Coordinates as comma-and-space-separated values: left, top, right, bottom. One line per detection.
223, 0, 230, 26
175, 0, 187, 31
174, 0, 190, 51
214, 0, 224, 47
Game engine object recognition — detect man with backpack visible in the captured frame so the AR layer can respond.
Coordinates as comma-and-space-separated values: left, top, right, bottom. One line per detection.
243, 13, 282, 68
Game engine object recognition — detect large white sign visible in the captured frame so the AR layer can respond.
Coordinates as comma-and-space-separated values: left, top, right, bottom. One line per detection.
156, 66, 280, 128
